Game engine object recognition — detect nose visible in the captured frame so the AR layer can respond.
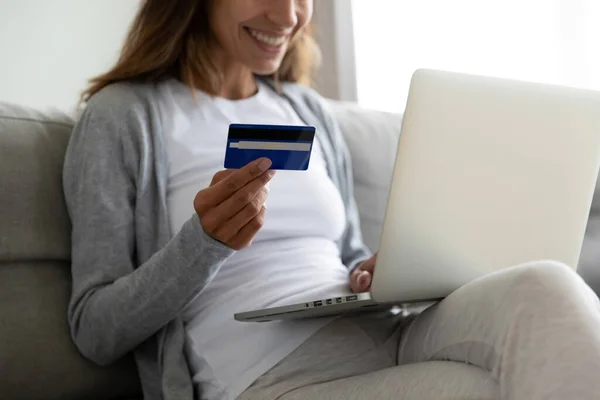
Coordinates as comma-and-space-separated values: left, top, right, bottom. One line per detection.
266, 0, 298, 30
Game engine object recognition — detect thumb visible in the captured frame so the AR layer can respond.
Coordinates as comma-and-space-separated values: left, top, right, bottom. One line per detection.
351, 270, 372, 293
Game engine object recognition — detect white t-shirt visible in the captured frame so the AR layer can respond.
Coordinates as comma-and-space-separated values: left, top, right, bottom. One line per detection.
156, 80, 353, 399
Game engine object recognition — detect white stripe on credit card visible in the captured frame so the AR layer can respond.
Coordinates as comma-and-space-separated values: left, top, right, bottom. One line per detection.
229, 141, 311, 151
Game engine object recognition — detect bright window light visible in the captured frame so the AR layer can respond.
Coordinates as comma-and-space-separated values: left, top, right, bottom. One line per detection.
352, 0, 600, 112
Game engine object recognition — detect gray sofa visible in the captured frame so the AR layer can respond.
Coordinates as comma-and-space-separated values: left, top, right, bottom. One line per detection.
1, 100, 599, 399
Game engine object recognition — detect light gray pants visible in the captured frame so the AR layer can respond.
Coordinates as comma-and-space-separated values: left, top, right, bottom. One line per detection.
239, 261, 600, 400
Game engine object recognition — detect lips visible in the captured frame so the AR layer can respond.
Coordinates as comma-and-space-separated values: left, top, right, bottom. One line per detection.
245, 27, 289, 48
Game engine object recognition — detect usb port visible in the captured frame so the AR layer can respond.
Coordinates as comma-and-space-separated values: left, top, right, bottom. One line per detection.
326, 299, 333, 305
335, 297, 343, 304
346, 295, 358, 302
314, 301, 323, 307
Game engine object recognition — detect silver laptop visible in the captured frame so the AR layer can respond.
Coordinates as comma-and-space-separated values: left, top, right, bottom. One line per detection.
235, 69, 600, 323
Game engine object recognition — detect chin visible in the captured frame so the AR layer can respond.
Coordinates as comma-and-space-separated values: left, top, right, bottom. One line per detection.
250, 60, 285, 77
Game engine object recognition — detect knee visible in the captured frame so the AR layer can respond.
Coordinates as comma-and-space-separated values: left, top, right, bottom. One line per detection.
516, 259, 575, 278
507, 260, 584, 297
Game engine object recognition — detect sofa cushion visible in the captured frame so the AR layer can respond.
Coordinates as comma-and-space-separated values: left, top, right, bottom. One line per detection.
578, 185, 600, 292
0, 103, 141, 400
0, 105, 73, 261
0, 262, 141, 400
330, 101, 403, 253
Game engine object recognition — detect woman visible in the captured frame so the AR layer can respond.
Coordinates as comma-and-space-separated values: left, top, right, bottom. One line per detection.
63, 1, 600, 399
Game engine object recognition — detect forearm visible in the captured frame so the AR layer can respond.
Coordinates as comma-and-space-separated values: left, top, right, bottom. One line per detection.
68, 215, 233, 365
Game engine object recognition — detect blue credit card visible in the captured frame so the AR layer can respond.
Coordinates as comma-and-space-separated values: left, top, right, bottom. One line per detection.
224, 124, 316, 170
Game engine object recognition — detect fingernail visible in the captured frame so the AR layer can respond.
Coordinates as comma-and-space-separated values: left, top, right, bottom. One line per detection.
266, 170, 276, 179
358, 272, 371, 288
358, 273, 366, 286
259, 158, 272, 171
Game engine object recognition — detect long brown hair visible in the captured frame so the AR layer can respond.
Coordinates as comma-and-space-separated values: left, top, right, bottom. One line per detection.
82, 0, 320, 102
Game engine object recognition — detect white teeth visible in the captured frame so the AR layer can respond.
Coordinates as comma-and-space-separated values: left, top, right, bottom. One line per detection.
248, 28, 287, 47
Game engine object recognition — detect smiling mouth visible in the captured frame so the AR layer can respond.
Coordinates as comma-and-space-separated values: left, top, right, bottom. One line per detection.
244, 27, 289, 49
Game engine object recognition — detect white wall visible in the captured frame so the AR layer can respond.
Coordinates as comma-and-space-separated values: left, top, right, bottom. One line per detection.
0, 0, 347, 109
352, 0, 600, 113
0, 0, 139, 112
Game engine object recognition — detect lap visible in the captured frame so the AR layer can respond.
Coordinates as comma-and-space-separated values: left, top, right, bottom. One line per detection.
240, 261, 592, 399
240, 311, 498, 400
238, 311, 409, 400
279, 362, 498, 400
